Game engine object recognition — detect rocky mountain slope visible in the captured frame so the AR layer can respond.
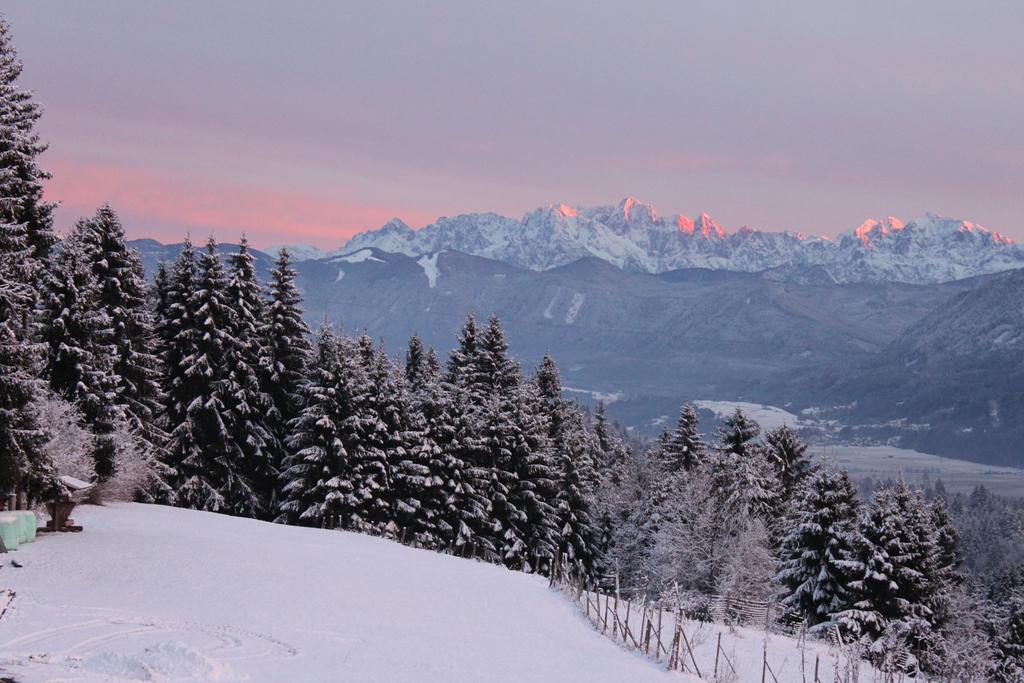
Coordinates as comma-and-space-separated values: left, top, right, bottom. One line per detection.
332, 198, 1022, 284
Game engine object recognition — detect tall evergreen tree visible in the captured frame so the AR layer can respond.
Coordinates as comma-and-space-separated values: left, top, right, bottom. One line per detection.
476, 316, 530, 567
776, 469, 860, 628
224, 237, 275, 516
438, 315, 498, 559
260, 248, 313, 508
38, 235, 119, 479
662, 403, 706, 473
167, 238, 261, 515
837, 480, 936, 641
716, 407, 761, 458
342, 334, 397, 534
711, 409, 778, 520
278, 326, 350, 528
0, 16, 52, 497
0, 18, 56, 267
763, 424, 812, 499
404, 333, 427, 394
75, 206, 165, 459
429, 373, 495, 558
158, 238, 199, 439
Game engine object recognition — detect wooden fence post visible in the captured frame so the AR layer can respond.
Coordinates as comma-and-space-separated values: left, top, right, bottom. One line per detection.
613, 571, 621, 638
680, 623, 702, 679
714, 631, 721, 679
654, 606, 663, 661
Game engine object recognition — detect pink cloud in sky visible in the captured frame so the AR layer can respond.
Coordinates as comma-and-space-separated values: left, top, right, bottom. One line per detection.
45, 158, 436, 248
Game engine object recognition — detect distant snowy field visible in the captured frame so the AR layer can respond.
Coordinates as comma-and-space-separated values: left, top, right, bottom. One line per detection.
692, 400, 811, 432
816, 444, 1024, 497
0, 504, 679, 682
693, 399, 1024, 496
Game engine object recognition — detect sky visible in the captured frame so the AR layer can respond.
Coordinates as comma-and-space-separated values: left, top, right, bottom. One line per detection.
4, 1, 1023, 248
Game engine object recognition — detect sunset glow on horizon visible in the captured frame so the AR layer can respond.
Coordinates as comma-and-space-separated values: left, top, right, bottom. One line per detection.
6, 1, 1022, 248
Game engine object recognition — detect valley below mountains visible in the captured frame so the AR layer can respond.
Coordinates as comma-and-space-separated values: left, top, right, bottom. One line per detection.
132, 203, 1024, 466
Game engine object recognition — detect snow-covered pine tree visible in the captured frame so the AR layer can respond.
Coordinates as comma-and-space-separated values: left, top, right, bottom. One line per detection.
0, 17, 54, 499
514, 379, 561, 575
711, 408, 779, 520
153, 261, 171, 327
642, 403, 709, 544
531, 353, 600, 496
427, 372, 495, 558
592, 402, 632, 482
0, 17, 56, 267
763, 424, 812, 499
75, 206, 166, 462
554, 429, 600, 575
533, 353, 565, 438
662, 403, 706, 473
715, 407, 761, 458
438, 315, 497, 560
158, 238, 198, 440
776, 468, 860, 628
168, 238, 261, 515
836, 480, 936, 642
477, 316, 532, 569
278, 326, 351, 528
389, 340, 454, 547
259, 248, 313, 510
404, 333, 427, 395
37, 234, 120, 480
424, 346, 441, 379
924, 498, 963, 635
340, 334, 397, 535
224, 237, 276, 517
0, 268, 48, 497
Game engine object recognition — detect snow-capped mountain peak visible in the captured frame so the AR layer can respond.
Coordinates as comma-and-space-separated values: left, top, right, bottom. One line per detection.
853, 217, 905, 248
695, 212, 726, 240
283, 198, 1022, 284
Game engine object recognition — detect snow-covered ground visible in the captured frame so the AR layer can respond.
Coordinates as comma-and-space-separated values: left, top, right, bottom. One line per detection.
692, 400, 812, 432
0, 504, 679, 682
566, 592, 871, 683
815, 444, 1024, 497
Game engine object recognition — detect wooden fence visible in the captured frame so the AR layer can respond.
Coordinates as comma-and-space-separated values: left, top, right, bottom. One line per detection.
549, 555, 835, 682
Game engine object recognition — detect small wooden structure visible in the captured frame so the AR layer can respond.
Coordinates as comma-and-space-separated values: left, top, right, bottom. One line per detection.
43, 475, 93, 533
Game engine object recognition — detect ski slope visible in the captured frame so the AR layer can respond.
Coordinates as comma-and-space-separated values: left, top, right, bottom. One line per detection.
0, 504, 682, 682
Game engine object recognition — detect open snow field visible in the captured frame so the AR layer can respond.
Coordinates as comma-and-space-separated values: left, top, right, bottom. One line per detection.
0, 504, 680, 682
692, 400, 814, 432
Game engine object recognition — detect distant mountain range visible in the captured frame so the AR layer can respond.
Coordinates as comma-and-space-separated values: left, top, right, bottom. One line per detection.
278, 197, 1023, 285
128, 233, 1024, 465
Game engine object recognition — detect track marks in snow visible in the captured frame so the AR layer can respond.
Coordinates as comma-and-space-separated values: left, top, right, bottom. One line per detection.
0, 603, 298, 681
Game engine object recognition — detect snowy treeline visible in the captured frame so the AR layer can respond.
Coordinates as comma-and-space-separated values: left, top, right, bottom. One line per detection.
599, 408, 1024, 680
154, 234, 606, 574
